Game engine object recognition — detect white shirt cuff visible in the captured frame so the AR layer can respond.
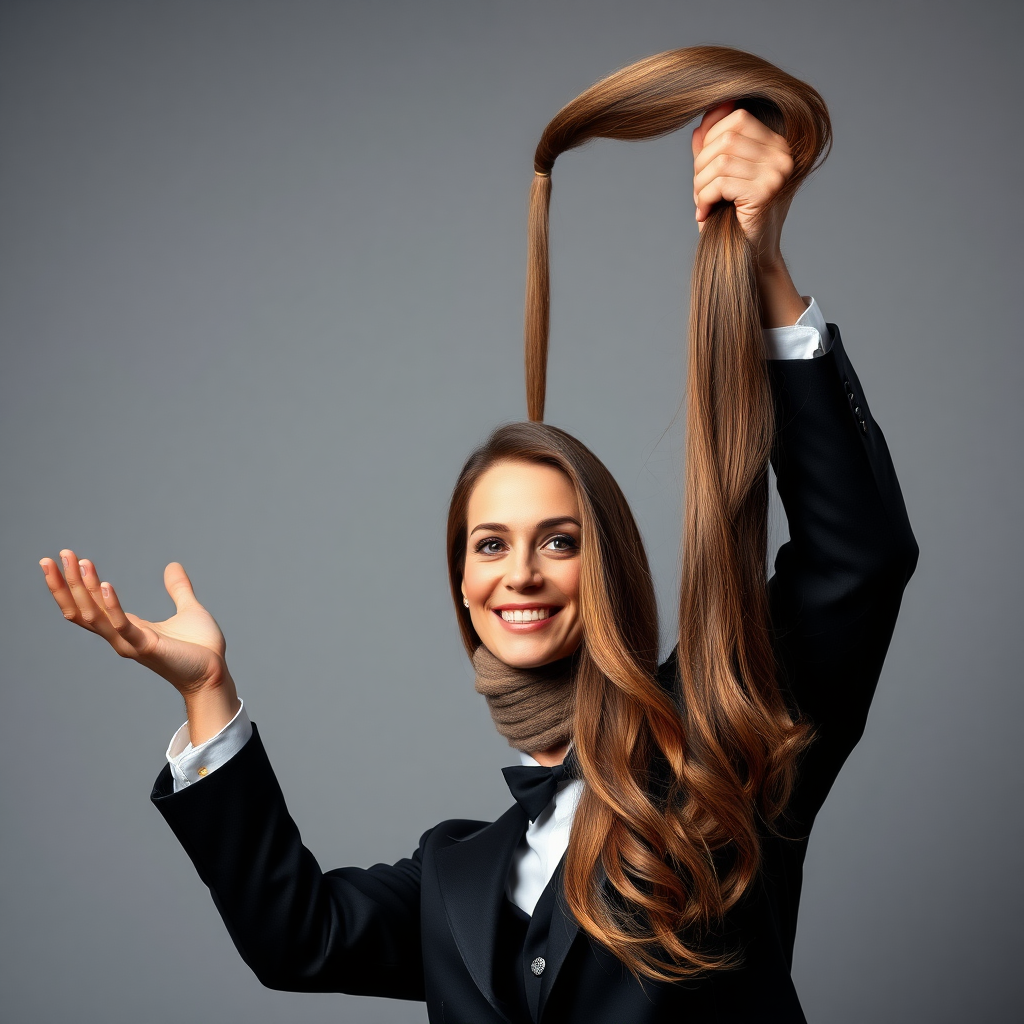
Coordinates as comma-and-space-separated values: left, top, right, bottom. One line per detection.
762, 296, 832, 360
165, 699, 253, 793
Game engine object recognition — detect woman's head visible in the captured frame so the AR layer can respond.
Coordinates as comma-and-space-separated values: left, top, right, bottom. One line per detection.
460, 458, 582, 669
447, 421, 658, 675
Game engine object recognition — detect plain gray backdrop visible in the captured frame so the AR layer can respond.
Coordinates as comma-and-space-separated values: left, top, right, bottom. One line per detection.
2, 1, 1021, 1021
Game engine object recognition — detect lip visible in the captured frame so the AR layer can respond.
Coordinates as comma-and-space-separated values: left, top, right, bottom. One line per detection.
492, 603, 561, 611
491, 605, 563, 633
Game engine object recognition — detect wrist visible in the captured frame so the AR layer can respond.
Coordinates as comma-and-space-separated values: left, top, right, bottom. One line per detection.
753, 247, 786, 274
753, 259, 806, 328
183, 668, 240, 747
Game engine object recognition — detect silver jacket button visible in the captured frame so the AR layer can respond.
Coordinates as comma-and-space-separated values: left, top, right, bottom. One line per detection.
530, 957, 546, 976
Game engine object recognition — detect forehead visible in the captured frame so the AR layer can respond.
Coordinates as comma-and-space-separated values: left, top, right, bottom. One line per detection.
467, 460, 579, 526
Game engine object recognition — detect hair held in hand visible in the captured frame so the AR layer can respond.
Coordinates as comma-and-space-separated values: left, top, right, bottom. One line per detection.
524, 46, 831, 982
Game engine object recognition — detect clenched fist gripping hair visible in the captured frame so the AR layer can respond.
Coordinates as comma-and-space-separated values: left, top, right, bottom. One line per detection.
524, 47, 832, 981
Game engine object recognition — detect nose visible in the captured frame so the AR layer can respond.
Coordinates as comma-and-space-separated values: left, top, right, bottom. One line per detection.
505, 546, 543, 592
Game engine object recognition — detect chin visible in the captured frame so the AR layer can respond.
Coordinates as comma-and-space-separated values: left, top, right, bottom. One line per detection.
485, 634, 577, 670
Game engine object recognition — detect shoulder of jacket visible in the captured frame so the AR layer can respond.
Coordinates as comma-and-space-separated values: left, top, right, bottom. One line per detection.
420, 818, 495, 850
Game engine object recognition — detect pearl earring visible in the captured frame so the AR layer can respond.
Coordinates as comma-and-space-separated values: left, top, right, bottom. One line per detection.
463, 597, 470, 608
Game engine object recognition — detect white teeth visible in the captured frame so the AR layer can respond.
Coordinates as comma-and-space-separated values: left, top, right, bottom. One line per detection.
501, 608, 550, 623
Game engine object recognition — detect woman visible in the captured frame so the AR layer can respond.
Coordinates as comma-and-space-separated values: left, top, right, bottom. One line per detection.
39, 47, 917, 1022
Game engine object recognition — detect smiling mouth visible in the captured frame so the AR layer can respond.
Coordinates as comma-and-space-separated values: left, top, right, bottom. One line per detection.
495, 607, 561, 623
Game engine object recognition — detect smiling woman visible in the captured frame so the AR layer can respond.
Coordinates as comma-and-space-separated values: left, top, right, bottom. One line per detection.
461, 459, 584, 670
447, 422, 659, 785
37, 44, 919, 1024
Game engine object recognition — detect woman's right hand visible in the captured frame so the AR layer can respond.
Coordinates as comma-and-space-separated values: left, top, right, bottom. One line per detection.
40, 551, 240, 744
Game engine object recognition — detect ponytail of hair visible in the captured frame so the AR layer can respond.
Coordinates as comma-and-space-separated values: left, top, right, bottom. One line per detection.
524, 46, 830, 981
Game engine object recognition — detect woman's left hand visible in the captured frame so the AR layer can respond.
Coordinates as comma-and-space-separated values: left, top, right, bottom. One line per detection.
692, 102, 795, 268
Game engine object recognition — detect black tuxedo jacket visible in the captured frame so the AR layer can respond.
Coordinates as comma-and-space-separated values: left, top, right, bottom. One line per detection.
153, 327, 919, 1023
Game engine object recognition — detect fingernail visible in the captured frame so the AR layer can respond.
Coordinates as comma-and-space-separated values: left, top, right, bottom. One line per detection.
61, 555, 69, 569
101, 585, 110, 599
40, 562, 49, 576
79, 561, 88, 576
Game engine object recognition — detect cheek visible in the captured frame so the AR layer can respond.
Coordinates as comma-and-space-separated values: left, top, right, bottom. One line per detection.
462, 560, 499, 604
550, 558, 581, 605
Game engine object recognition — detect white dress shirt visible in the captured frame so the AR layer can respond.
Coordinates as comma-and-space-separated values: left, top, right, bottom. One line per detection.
165, 297, 832, 913
505, 750, 585, 914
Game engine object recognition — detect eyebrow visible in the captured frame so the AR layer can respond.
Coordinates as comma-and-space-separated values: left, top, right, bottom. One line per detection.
469, 516, 582, 537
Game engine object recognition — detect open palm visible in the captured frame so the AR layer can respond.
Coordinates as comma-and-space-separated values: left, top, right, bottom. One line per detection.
40, 551, 227, 698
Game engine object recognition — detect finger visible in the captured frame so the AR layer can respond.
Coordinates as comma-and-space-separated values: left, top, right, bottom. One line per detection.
39, 557, 79, 621
692, 176, 749, 222
702, 107, 782, 151
693, 132, 773, 180
695, 178, 724, 223
58, 548, 109, 632
693, 152, 762, 201
164, 562, 198, 613
98, 580, 152, 652
691, 101, 735, 159
77, 558, 108, 613
695, 177, 764, 222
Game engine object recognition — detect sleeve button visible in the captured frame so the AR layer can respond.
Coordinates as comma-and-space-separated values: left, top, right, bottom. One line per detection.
197, 766, 209, 777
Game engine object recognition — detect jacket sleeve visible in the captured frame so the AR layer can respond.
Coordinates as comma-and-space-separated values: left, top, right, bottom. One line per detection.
766, 325, 919, 831
151, 722, 427, 1000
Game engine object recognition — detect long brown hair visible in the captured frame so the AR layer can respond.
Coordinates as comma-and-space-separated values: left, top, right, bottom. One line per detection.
518, 46, 830, 980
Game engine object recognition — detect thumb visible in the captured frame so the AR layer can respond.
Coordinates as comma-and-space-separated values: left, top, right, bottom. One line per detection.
164, 562, 198, 612
691, 100, 736, 157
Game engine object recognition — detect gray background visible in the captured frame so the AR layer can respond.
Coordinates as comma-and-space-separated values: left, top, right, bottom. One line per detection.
2, 1, 1021, 1021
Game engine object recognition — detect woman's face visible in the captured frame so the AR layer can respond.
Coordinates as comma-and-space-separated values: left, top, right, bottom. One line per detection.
462, 460, 583, 669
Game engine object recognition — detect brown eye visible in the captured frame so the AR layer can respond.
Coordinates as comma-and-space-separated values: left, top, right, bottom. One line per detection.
545, 534, 578, 552
474, 537, 506, 555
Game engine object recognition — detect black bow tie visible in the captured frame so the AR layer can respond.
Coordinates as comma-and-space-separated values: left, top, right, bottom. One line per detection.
501, 747, 581, 823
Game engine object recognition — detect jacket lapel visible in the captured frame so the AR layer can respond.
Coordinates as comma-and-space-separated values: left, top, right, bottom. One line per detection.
435, 803, 528, 1023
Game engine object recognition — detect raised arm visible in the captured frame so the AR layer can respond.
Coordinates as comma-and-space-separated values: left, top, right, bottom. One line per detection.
689, 105, 919, 827
38, 553, 427, 996
151, 724, 428, 997
766, 335, 919, 829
